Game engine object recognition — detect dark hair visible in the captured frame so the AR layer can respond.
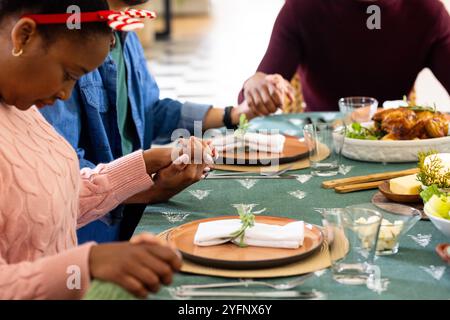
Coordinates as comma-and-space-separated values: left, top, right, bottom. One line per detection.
122, 0, 150, 5
0, 0, 112, 43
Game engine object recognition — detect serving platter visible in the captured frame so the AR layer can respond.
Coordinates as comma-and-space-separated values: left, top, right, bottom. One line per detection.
341, 110, 450, 162
166, 216, 324, 270
338, 134, 450, 163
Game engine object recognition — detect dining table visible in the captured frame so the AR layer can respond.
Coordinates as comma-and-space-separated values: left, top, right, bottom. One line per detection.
84, 112, 450, 300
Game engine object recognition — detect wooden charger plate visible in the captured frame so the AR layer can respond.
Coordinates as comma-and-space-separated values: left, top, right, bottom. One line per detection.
166, 216, 324, 270
372, 192, 428, 220
212, 143, 330, 173
216, 135, 308, 166
378, 181, 421, 203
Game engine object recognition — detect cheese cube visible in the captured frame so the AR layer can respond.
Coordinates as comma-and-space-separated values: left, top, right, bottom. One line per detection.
389, 175, 421, 195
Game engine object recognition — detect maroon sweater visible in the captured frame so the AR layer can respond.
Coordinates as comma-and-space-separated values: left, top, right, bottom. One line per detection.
241, 0, 450, 111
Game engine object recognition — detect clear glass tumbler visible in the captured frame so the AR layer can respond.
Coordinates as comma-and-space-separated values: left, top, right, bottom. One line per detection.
322, 207, 382, 285
338, 96, 379, 125
303, 123, 345, 177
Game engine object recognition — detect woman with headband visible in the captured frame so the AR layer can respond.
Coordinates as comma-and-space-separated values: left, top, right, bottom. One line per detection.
0, 0, 215, 299
39, 0, 292, 245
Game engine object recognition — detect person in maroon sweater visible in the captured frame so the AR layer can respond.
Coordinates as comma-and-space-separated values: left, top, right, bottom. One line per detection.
240, 0, 450, 112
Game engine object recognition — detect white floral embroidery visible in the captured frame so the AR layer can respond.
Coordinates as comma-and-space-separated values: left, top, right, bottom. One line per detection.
365, 265, 390, 295
289, 190, 307, 200
294, 174, 313, 184
168, 288, 191, 300
339, 165, 354, 175
189, 190, 212, 200
313, 208, 337, 216
420, 266, 446, 281
237, 179, 258, 190
310, 290, 327, 300
408, 234, 432, 247
288, 119, 304, 126
314, 269, 327, 277
367, 277, 390, 295
232, 204, 267, 215
161, 211, 190, 224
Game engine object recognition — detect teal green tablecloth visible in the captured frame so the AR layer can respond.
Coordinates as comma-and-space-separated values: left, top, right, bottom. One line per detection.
84, 113, 450, 300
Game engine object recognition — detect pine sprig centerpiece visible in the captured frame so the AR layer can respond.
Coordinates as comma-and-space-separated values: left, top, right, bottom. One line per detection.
417, 151, 450, 189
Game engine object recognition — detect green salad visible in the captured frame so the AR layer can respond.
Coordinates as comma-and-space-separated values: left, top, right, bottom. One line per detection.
419, 151, 450, 220
345, 122, 382, 140
421, 185, 450, 220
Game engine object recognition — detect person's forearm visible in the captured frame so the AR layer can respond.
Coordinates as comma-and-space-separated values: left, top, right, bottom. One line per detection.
203, 105, 254, 130
78, 151, 153, 228
124, 187, 174, 205
202, 108, 228, 130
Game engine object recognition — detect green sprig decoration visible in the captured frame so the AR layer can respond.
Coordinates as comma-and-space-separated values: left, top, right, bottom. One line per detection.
417, 150, 450, 188
230, 204, 266, 247
234, 114, 250, 137
403, 95, 437, 113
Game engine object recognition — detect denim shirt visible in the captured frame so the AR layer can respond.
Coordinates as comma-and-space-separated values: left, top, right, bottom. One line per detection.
40, 32, 211, 226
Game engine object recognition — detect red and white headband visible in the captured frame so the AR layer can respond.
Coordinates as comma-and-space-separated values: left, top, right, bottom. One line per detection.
23, 9, 157, 32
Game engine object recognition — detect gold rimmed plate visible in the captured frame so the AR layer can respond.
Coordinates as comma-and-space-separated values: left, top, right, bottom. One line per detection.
166, 216, 323, 270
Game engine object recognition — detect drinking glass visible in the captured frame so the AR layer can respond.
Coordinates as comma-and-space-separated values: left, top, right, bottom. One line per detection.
322, 207, 382, 285
303, 123, 345, 177
338, 97, 379, 125
348, 203, 421, 255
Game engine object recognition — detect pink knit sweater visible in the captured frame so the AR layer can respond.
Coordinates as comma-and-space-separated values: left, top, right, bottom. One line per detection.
0, 103, 154, 299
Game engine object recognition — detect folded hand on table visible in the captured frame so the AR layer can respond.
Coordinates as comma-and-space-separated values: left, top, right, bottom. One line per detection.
130, 233, 182, 260
126, 137, 214, 204
89, 240, 182, 299
142, 136, 215, 176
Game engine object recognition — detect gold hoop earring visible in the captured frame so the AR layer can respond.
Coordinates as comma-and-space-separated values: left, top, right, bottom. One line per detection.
12, 48, 23, 57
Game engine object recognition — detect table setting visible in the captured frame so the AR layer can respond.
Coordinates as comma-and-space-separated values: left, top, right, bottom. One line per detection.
85, 97, 450, 300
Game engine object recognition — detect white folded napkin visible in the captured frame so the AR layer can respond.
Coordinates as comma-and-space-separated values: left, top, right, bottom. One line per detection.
212, 133, 286, 153
194, 219, 304, 249
211, 135, 245, 152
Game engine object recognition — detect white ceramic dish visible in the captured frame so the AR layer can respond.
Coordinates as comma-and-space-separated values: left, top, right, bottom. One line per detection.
342, 136, 450, 163
333, 122, 450, 163
423, 206, 450, 238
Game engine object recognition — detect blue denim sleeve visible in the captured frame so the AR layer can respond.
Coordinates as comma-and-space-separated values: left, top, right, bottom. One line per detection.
178, 101, 213, 134
76, 149, 96, 169
39, 90, 96, 170
126, 32, 213, 145
151, 99, 213, 144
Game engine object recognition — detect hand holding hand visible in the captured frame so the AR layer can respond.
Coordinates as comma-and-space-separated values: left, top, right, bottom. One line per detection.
243, 72, 295, 117
143, 137, 215, 176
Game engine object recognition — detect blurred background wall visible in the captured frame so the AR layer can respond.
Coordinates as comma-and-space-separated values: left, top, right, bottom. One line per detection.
137, 0, 450, 111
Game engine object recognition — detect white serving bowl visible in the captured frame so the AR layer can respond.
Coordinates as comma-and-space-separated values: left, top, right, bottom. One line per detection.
423, 206, 450, 238
333, 121, 450, 163
340, 135, 450, 163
